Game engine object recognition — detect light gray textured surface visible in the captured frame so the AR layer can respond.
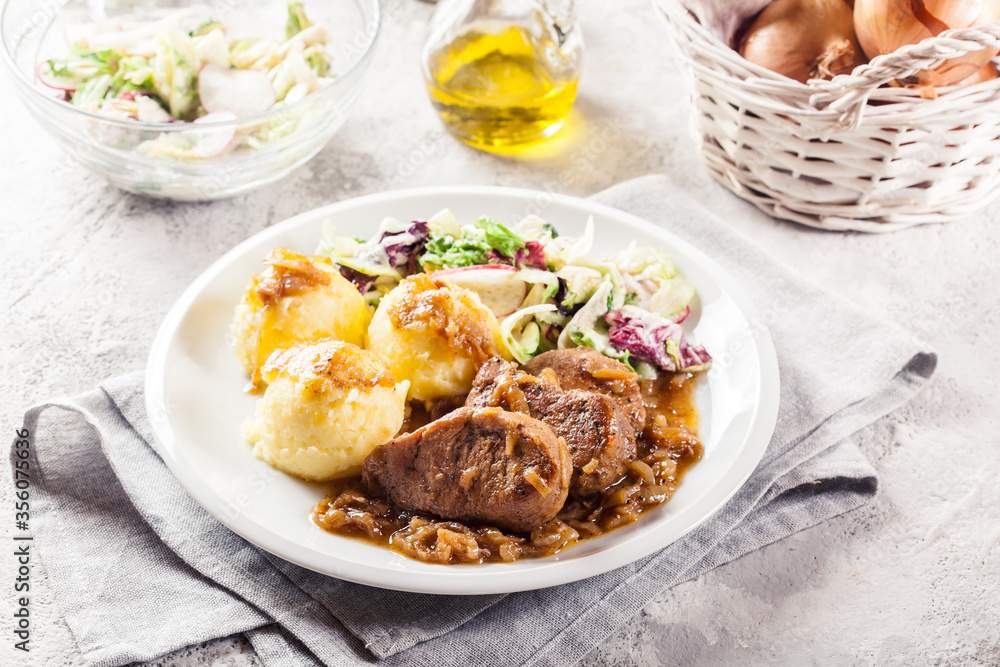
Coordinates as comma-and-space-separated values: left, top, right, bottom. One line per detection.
1, 0, 998, 665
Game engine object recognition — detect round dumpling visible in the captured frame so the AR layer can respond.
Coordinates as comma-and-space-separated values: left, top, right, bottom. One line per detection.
366, 273, 511, 403
232, 248, 371, 390
244, 339, 409, 481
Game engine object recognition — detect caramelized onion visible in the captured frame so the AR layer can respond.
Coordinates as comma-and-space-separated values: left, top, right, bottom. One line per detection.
854, 0, 1000, 88
739, 0, 867, 83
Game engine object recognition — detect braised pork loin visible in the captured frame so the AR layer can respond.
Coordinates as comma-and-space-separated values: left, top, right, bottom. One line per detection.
524, 347, 646, 433
466, 358, 637, 497
362, 406, 572, 533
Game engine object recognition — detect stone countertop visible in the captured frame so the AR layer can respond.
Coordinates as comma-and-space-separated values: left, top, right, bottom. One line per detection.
2, 0, 998, 665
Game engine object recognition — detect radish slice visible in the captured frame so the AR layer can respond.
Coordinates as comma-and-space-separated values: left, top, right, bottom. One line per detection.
136, 95, 173, 123
37, 61, 81, 92
434, 264, 520, 276
197, 64, 276, 118
136, 112, 238, 159
432, 265, 528, 317
186, 111, 238, 157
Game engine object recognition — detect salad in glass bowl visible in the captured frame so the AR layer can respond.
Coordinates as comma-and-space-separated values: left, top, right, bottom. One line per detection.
1, 0, 380, 199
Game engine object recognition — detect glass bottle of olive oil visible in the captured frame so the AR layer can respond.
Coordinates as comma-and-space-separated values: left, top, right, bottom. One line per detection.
422, 0, 583, 151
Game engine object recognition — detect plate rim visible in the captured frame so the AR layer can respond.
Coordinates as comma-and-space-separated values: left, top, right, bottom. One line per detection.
145, 185, 780, 595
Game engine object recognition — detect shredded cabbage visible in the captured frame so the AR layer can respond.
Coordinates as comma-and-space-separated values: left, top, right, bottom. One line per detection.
501, 304, 557, 364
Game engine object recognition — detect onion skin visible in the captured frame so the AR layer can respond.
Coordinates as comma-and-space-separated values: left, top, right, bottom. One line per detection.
739, 0, 867, 83
681, 0, 773, 47
854, 0, 1000, 86
957, 63, 999, 85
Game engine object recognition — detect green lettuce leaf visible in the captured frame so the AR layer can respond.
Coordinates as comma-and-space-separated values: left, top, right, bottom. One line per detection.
474, 216, 525, 257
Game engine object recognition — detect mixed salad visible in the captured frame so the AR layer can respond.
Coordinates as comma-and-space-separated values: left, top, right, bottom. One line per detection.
39, 2, 334, 128
317, 211, 712, 377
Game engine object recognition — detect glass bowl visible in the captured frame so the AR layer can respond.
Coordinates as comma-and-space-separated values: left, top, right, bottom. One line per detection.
1, 0, 380, 200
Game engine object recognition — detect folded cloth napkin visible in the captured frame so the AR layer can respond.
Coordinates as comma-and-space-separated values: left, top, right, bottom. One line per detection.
16, 175, 936, 667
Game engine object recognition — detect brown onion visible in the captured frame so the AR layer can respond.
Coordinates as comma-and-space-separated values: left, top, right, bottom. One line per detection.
682, 0, 774, 46
739, 0, 867, 83
854, 0, 1000, 87
957, 63, 999, 84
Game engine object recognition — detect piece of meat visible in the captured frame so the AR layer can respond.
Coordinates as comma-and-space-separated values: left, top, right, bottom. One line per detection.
524, 347, 646, 433
362, 406, 571, 533
426, 394, 466, 421
466, 358, 637, 497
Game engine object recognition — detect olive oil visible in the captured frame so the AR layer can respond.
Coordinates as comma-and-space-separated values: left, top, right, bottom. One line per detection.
424, 24, 581, 151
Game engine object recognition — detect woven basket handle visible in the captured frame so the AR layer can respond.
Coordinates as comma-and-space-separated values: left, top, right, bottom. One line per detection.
808, 23, 1000, 130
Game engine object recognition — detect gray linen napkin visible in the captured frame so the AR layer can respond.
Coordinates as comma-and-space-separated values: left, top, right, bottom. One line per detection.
15, 175, 936, 667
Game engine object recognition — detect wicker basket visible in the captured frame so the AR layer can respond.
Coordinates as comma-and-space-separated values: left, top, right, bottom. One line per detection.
654, 0, 1000, 232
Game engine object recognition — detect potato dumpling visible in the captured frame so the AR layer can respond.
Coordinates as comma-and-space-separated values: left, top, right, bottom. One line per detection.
366, 273, 511, 403
244, 339, 409, 481
232, 248, 370, 390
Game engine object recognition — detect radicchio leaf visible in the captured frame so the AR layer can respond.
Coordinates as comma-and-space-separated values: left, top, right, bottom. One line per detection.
515, 241, 547, 270
553, 277, 582, 316
379, 220, 430, 276
606, 305, 711, 372
482, 240, 547, 269
339, 265, 377, 294
486, 249, 515, 265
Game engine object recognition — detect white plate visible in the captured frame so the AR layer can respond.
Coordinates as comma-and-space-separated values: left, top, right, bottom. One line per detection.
146, 186, 779, 595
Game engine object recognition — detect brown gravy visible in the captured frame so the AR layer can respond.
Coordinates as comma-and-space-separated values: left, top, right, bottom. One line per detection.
311, 372, 703, 565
